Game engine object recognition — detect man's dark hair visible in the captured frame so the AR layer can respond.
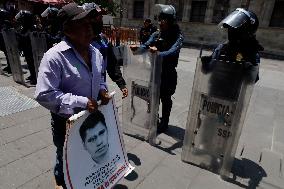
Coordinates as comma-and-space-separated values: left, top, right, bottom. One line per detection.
79, 110, 107, 142
144, 18, 151, 23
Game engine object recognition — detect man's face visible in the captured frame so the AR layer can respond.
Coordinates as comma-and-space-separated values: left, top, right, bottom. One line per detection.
158, 19, 169, 31
227, 27, 249, 44
144, 21, 150, 28
65, 16, 94, 44
92, 14, 103, 36
83, 122, 109, 161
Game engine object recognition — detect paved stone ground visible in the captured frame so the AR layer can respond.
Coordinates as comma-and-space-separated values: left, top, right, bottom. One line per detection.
0, 48, 283, 189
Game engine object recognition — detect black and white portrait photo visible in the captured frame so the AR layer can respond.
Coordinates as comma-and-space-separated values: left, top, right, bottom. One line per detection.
64, 98, 134, 189
80, 110, 110, 165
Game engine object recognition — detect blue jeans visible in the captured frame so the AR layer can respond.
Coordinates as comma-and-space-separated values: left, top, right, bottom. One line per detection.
51, 113, 68, 189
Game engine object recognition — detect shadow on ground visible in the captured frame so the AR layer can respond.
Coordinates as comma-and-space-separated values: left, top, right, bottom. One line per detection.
127, 153, 141, 166
155, 125, 185, 155
124, 153, 140, 181
124, 133, 146, 142
113, 184, 128, 189
226, 158, 267, 189
164, 125, 185, 141
112, 153, 141, 189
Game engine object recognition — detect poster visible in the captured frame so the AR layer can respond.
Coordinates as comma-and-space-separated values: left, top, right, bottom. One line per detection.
64, 98, 134, 189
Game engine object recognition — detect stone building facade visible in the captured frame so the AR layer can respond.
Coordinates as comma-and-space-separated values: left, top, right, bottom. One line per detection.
115, 0, 284, 57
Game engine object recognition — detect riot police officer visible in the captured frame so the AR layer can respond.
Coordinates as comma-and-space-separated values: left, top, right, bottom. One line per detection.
181, 9, 263, 173
83, 3, 128, 98
41, 7, 61, 48
15, 10, 37, 84
139, 18, 157, 44
202, 8, 263, 84
200, 10, 263, 149
0, 8, 13, 73
131, 4, 184, 133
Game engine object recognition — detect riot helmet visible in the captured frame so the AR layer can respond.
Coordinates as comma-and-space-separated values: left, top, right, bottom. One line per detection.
15, 10, 32, 21
41, 7, 59, 18
0, 9, 11, 22
0, 9, 10, 18
219, 8, 259, 35
155, 4, 176, 23
82, 3, 104, 35
82, 3, 105, 16
0, 9, 12, 28
15, 10, 34, 30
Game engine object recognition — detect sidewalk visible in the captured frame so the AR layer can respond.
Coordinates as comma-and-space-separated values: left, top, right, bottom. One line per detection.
0, 48, 283, 189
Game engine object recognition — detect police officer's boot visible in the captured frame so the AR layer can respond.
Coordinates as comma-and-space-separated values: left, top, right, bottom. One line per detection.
3, 51, 11, 73
158, 117, 169, 134
3, 66, 11, 73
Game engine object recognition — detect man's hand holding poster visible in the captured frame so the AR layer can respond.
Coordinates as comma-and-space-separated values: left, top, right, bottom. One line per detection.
64, 96, 134, 189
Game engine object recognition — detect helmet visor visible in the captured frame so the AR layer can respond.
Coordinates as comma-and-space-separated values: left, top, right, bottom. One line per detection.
41, 7, 50, 17
218, 10, 248, 29
15, 11, 23, 20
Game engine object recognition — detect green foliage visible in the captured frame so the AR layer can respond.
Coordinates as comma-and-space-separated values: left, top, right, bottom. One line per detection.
74, 0, 119, 16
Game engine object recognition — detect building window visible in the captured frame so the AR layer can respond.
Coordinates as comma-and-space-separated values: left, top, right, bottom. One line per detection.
270, 0, 284, 27
133, 1, 144, 19
190, 1, 207, 22
212, 0, 229, 23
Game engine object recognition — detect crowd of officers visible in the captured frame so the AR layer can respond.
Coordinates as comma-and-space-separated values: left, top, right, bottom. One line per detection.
0, 2, 263, 188
0, 2, 263, 144
0, 7, 62, 84
0, 3, 184, 135
0, 5, 132, 86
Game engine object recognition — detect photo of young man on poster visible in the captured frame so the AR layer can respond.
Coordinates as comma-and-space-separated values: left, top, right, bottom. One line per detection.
80, 111, 110, 165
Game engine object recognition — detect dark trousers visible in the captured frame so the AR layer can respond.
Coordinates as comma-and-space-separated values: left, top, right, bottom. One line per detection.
160, 67, 177, 126
3, 49, 11, 69
51, 113, 68, 189
23, 50, 36, 81
0, 35, 11, 70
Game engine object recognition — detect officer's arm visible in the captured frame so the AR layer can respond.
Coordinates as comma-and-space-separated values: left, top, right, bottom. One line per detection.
106, 45, 126, 89
255, 53, 260, 64
158, 33, 184, 57
139, 28, 143, 41
131, 32, 158, 54
141, 31, 158, 49
201, 44, 223, 74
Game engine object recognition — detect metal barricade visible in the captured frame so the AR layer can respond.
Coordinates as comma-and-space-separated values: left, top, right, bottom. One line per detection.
2, 28, 25, 84
30, 31, 48, 77
103, 26, 139, 47
103, 26, 139, 66
122, 46, 162, 145
181, 56, 257, 178
119, 27, 138, 45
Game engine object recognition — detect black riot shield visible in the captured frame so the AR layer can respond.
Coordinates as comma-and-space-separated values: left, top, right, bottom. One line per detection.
181, 57, 258, 178
122, 46, 162, 145
30, 32, 47, 77
2, 28, 25, 84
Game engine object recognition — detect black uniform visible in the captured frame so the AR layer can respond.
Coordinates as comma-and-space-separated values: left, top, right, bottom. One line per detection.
139, 21, 157, 44
40, 7, 62, 49
0, 9, 12, 73
202, 8, 263, 86
142, 23, 183, 130
81, 1, 127, 90
92, 34, 126, 90
16, 11, 37, 84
